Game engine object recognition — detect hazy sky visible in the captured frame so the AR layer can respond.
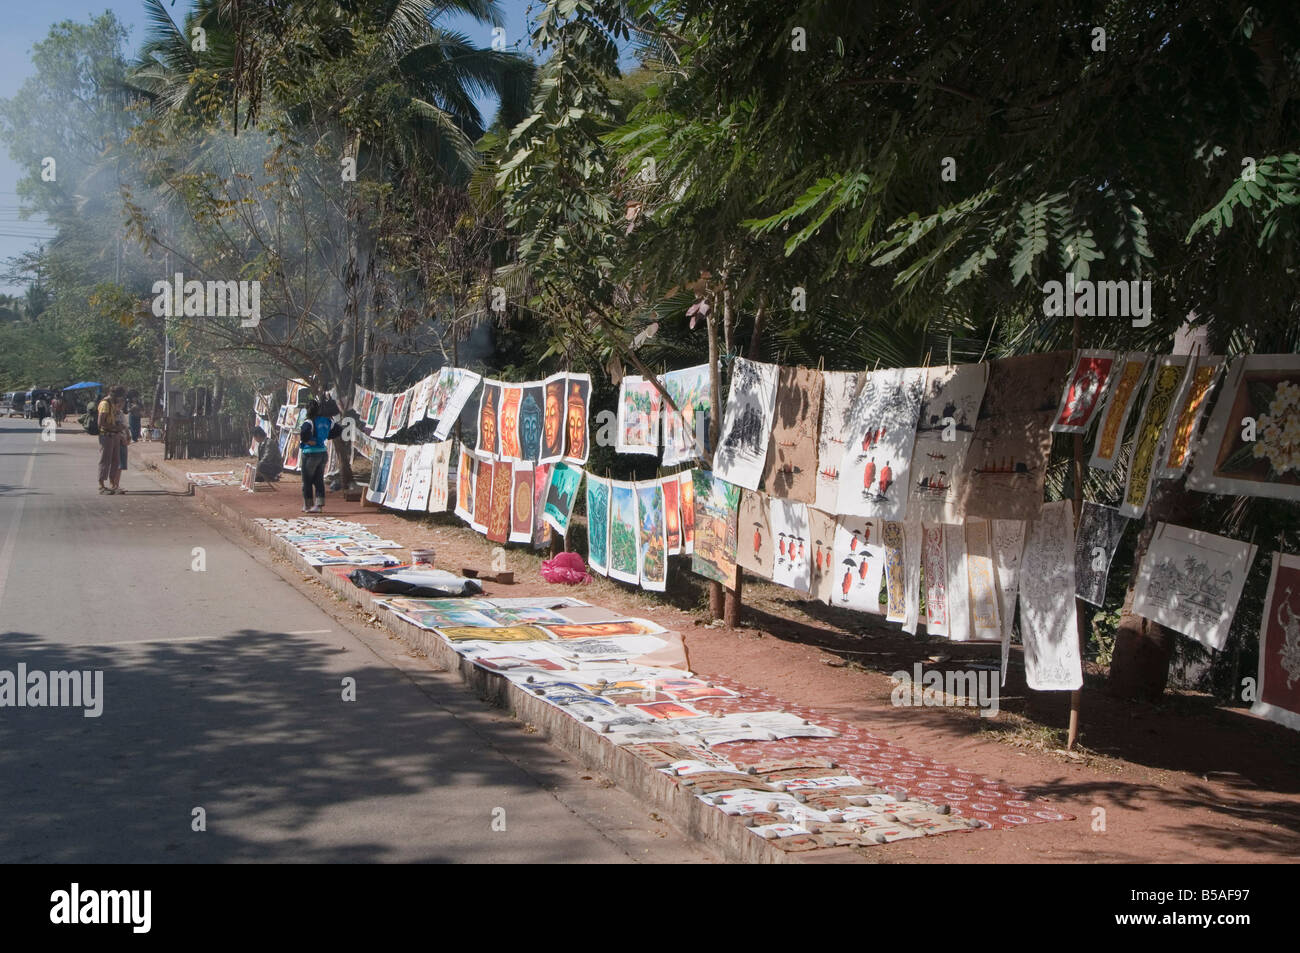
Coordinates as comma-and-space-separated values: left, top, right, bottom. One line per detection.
0, 0, 540, 293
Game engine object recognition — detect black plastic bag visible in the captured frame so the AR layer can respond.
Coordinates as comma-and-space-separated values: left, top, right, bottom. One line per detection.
347, 568, 482, 598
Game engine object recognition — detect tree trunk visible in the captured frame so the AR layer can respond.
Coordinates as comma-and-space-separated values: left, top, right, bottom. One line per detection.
706, 291, 724, 620
722, 277, 744, 626
1107, 477, 1202, 699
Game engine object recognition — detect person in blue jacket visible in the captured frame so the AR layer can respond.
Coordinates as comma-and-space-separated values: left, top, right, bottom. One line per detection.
299, 399, 342, 513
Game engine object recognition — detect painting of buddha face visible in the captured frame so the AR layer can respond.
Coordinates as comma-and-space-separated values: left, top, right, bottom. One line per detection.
478, 382, 499, 456
564, 376, 590, 464
499, 386, 522, 459
543, 376, 565, 460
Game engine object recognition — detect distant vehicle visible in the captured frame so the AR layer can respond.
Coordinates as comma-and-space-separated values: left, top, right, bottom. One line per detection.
24, 389, 55, 419
3, 391, 26, 417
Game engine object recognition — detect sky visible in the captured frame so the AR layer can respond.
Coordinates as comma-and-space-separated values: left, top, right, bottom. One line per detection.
0, 0, 542, 294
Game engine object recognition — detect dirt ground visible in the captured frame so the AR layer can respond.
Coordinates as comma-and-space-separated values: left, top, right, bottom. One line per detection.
142, 443, 1300, 863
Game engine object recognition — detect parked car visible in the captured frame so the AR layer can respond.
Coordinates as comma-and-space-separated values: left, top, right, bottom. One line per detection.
4, 391, 26, 417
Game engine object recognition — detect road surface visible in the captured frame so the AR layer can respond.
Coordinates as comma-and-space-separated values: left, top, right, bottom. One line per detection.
0, 416, 709, 863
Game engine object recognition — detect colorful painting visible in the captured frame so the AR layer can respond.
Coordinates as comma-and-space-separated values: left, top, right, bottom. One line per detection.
737, 489, 774, 578
381, 446, 407, 507
964, 518, 1002, 641
426, 440, 453, 513
477, 380, 500, 459
404, 444, 433, 511
388, 388, 410, 436
1251, 552, 1300, 731
497, 385, 523, 461
608, 481, 640, 584
1160, 357, 1223, 478
679, 469, 696, 555
386, 445, 416, 509
367, 445, 393, 504
409, 374, 435, 423
563, 373, 592, 465
814, 370, 861, 513
808, 507, 839, 604
907, 363, 988, 523
1132, 522, 1256, 652
763, 365, 823, 503
539, 373, 568, 464
770, 499, 811, 593
510, 462, 535, 543
1119, 355, 1191, 519
586, 475, 611, 576
616, 375, 663, 455
438, 625, 552, 643
454, 445, 477, 524
713, 357, 779, 491
543, 462, 584, 536
366, 393, 384, 432
472, 459, 494, 533
662, 475, 682, 554
1051, 349, 1117, 433
487, 456, 513, 543
518, 383, 544, 462
922, 523, 949, 636
831, 516, 884, 612
430, 367, 483, 440
543, 619, 666, 639
532, 462, 551, 548
1089, 352, 1151, 470
1019, 500, 1082, 690
691, 470, 740, 588
837, 367, 926, 521
1188, 354, 1300, 502
955, 351, 1072, 521
1074, 502, 1128, 607
283, 432, 302, 471
662, 364, 712, 466
635, 481, 669, 592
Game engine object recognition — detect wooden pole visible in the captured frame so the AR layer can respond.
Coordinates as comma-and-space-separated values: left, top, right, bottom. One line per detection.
1067, 316, 1085, 750
706, 292, 724, 620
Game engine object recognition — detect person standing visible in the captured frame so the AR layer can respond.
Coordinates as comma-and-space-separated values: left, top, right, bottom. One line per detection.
116, 397, 131, 474
97, 385, 127, 494
298, 399, 341, 512
51, 394, 65, 426
128, 400, 142, 441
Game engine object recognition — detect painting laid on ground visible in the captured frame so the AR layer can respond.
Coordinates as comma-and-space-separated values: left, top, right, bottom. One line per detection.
954, 351, 1073, 521
908, 363, 988, 523
837, 367, 926, 521
1188, 354, 1300, 502
1131, 523, 1257, 652
763, 365, 823, 503
714, 358, 779, 491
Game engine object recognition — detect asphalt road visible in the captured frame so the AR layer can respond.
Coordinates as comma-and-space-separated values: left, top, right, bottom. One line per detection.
0, 415, 709, 863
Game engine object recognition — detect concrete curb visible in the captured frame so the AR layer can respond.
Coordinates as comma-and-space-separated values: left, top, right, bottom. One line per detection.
145, 459, 800, 864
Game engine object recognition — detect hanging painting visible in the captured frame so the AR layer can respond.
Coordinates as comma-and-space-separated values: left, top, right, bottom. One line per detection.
943, 521, 973, 642
1159, 356, 1223, 479
518, 382, 545, 463
1073, 502, 1128, 607
691, 470, 740, 588
543, 462, 584, 536
770, 500, 812, 593
1089, 352, 1151, 470
662, 364, 712, 466
510, 462, 536, 543
662, 474, 682, 555
954, 351, 1072, 521
807, 508, 838, 604
882, 521, 907, 621
1118, 355, 1191, 519
908, 363, 988, 523
635, 480, 669, 592
476, 380, 501, 459
381, 446, 407, 506
497, 384, 524, 461
487, 455, 513, 544
540, 372, 568, 464
964, 518, 1002, 641
991, 519, 1026, 682
1018, 499, 1083, 690
472, 459, 494, 534
1251, 552, 1300, 731
922, 523, 949, 636
1187, 354, 1300, 502
814, 370, 860, 513
762, 365, 823, 503
836, 367, 926, 521
1051, 349, 1118, 433
1131, 523, 1256, 652
713, 357, 779, 491
737, 489, 774, 578
608, 480, 641, 584
679, 469, 696, 556
430, 367, 483, 441
532, 462, 551, 548
902, 520, 923, 635
563, 373, 592, 465
388, 388, 410, 436
616, 375, 663, 455
586, 475, 611, 576
426, 440, 453, 513
454, 445, 477, 524
830, 516, 884, 612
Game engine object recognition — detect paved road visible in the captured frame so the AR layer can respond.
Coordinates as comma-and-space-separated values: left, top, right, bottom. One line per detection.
0, 416, 709, 862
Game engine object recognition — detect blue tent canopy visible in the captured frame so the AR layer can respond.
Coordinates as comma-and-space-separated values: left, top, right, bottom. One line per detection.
62, 382, 102, 391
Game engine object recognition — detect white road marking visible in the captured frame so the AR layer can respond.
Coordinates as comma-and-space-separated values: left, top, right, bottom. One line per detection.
0, 445, 38, 611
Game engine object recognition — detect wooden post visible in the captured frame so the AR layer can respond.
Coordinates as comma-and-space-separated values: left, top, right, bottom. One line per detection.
706, 292, 725, 620
1067, 317, 1085, 750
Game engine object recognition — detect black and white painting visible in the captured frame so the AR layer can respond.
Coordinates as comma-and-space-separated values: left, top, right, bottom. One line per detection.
908, 363, 988, 523
1018, 499, 1083, 691
1073, 502, 1129, 607
814, 371, 861, 512
713, 357, 779, 491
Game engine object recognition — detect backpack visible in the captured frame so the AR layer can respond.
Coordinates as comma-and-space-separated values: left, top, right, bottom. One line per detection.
85, 409, 99, 436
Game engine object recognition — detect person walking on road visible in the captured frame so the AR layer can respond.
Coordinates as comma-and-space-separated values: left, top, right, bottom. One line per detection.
97, 385, 127, 494
299, 399, 340, 513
